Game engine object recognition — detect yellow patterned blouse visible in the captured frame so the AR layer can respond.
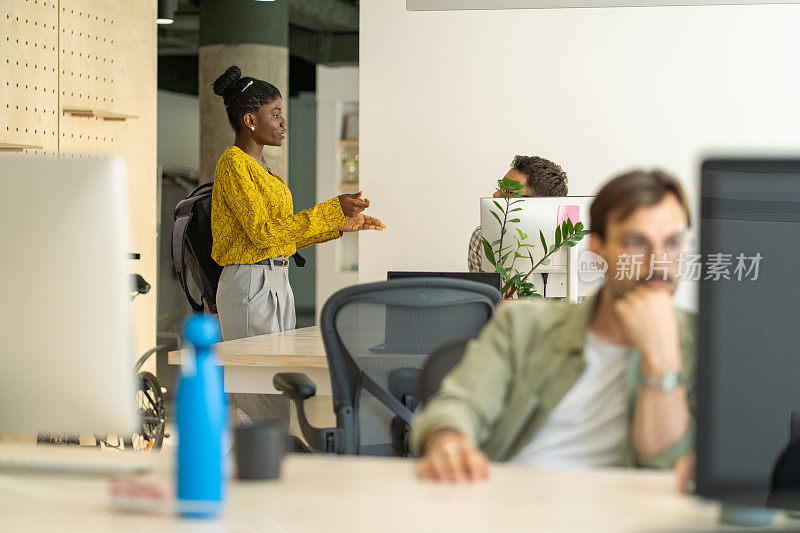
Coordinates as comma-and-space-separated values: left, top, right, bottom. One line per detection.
211, 146, 345, 266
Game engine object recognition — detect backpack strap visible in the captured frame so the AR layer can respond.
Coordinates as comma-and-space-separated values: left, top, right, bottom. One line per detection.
172, 212, 204, 313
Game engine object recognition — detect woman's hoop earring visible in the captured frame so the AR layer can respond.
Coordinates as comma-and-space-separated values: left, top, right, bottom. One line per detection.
250, 126, 255, 131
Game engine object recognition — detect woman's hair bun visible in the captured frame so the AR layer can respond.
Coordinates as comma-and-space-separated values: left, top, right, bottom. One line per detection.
212, 65, 241, 97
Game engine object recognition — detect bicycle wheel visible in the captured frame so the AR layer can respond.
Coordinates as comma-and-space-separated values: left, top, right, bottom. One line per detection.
124, 371, 166, 451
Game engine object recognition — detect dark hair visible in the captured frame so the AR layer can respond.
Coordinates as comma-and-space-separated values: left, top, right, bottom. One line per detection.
212, 66, 281, 133
510, 155, 568, 197
590, 169, 691, 240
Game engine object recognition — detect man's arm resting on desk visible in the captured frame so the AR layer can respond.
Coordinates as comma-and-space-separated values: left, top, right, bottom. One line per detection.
416, 429, 490, 482
411, 305, 523, 482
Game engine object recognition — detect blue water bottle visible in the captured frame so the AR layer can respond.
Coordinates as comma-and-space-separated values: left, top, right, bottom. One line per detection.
176, 314, 228, 518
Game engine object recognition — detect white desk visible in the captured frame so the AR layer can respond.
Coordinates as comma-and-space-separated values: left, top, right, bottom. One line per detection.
166, 303, 533, 396
1, 446, 797, 532
168, 325, 330, 395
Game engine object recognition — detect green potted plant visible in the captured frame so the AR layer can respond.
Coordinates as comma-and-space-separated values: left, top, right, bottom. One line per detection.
481, 176, 590, 299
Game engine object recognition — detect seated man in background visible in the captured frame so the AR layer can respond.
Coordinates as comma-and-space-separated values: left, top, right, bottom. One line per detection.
416, 169, 694, 482
468, 155, 568, 272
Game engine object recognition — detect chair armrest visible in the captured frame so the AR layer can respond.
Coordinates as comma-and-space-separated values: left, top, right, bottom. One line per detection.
273, 372, 340, 453
273, 372, 317, 400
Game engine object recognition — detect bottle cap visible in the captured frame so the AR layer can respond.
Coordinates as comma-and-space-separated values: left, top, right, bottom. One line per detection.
183, 314, 221, 349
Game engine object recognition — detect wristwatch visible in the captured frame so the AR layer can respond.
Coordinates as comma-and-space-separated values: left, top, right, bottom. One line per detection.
640, 372, 683, 392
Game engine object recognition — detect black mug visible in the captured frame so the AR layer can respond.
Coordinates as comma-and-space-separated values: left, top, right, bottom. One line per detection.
234, 421, 288, 480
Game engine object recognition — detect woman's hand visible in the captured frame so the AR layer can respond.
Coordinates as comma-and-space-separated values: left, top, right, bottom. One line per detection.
339, 213, 386, 232
338, 192, 370, 218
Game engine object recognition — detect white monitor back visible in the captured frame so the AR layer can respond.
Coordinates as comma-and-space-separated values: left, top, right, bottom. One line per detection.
480, 196, 602, 299
0, 156, 138, 435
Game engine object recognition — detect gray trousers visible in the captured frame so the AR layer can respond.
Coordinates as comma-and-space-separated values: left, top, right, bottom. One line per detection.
217, 262, 296, 423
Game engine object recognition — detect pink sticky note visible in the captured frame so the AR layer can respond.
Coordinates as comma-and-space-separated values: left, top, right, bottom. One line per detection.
557, 205, 580, 226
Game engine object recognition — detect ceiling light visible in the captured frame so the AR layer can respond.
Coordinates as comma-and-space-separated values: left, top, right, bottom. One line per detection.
157, 0, 176, 24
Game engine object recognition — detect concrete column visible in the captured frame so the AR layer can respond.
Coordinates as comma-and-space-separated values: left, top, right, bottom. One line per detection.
198, 0, 289, 184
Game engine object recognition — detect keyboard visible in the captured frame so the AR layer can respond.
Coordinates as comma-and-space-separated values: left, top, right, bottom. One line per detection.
0, 443, 156, 475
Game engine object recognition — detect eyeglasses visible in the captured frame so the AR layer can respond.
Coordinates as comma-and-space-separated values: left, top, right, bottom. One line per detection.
613, 233, 687, 259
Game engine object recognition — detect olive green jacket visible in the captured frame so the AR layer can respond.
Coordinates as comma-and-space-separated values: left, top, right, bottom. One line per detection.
409, 293, 696, 469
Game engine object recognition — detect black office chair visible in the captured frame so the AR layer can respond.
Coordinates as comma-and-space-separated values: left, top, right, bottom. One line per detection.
418, 337, 472, 407
274, 278, 501, 456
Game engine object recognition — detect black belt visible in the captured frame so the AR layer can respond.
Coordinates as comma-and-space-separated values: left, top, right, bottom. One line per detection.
256, 257, 289, 267
255, 253, 306, 268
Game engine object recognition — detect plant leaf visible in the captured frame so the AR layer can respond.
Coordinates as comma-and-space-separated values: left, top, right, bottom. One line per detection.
555, 226, 562, 247
509, 207, 523, 213
509, 218, 521, 223
561, 220, 569, 240
493, 200, 504, 212
566, 217, 574, 235
542, 257, 552, 266
482, 238, 497, 267
574, 221, 584, 232
539, 230, 548, 251
490, 210, 503, 227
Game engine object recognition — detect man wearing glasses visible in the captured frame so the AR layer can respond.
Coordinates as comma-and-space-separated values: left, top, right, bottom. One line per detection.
413, 170, 695, 485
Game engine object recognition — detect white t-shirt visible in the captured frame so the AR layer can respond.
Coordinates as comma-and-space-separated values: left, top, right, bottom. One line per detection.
511, 330, 631, 468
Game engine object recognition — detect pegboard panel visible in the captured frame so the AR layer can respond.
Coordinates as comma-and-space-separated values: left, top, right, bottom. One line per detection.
58, 0, 122, 156
0, 0, 158, 363
0, 0, 60, 154
59, 0, 158, 364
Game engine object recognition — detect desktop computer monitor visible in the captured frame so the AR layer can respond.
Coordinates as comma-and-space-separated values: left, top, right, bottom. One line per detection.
696, 158, 800, 510
0, 155, 138, 436
387, 271, 502, 293
480, 196, 602, 299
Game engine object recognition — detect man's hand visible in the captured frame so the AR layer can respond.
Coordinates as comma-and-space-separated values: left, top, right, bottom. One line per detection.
415, 429, 490, 482
339, 213, 386, 232
338, 191, 370, 218
612, 288, 682, 376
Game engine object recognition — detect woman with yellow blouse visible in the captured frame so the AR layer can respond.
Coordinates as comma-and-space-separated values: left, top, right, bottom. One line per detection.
210, 65, 384, 345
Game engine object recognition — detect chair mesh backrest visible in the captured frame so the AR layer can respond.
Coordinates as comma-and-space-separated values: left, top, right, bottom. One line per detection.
323, 280, 499, 456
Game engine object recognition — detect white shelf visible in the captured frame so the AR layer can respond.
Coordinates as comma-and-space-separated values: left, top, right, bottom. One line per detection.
316, 66, 360, 320
337, 182, 359, 192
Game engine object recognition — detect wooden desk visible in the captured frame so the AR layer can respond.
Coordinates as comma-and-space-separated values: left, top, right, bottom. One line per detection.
166, 303, 530, 396
168, 326, 330, 395
1, 448, 798, 532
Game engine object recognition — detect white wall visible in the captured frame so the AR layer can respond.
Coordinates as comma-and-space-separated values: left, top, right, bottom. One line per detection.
157, 90, 200, 172
359, 2, 800, 292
